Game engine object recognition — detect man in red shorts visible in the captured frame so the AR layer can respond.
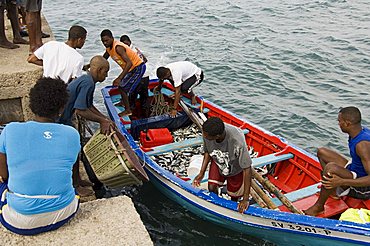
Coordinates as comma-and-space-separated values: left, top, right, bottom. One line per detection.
192, 117, 252, 213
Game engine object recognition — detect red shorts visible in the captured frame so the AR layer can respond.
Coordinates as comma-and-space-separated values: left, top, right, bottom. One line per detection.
208, 160, 244, 198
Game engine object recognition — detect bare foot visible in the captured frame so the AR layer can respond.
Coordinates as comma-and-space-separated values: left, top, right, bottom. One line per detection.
13, 38, 29, 44
0, 41, 19, 49
118, 110, 132, 117
76, 186, 94, 197
79, 179, 94, 187
191, 96, 197, 105
303, 204, 324, 216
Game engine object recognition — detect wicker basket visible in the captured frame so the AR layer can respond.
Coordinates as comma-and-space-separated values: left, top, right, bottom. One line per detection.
83, 130, 148, 189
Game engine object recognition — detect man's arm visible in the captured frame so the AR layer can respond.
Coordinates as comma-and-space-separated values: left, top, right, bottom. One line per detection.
0, 153, 8, 182
75, 108, 112, 135
90, 105, 109, 119
113, 46, 132, 85
27, 54, 43, 66
170, 86, 182, 117
238, 167, 252, 213
192, 152, 211, 187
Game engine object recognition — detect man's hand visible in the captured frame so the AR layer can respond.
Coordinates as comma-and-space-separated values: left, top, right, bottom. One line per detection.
100, 119, 113, 135
113, 77, 121, 87
237, 199, 250, 213
192, 173, 204, 187
153, 85, 161, 94
322, 173, 343, 189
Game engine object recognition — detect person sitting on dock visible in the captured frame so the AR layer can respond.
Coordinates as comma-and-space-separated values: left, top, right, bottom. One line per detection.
304, 106, 370, 216
120, 34, 150, 118
59, 55, 113, 197
27, 25, 87, 83
156, 61, 204, 118
0, 77, 80, 235
100, 29, 146, 117
192, 117, 252, 213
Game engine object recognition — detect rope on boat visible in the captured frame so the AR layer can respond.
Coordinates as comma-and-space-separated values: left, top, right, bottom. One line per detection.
150, 91, 170, 116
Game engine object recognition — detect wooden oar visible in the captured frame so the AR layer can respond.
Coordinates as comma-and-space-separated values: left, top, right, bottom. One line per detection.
250, 186, 268, 208
251, 179, 278, 210
251, 168, 304, 215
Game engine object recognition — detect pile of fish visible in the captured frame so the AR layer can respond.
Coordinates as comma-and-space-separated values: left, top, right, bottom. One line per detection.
151, 124, 203, 176
150, 124, 260, 177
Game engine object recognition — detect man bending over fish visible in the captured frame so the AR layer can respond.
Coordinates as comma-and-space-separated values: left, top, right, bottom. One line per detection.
192, 117, 252, 213
304, 106, 370, 216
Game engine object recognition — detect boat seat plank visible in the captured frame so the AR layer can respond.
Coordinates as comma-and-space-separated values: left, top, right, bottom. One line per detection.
252, 153, 294, 168
146, 128, 250, 156
148, 88, 209, 113
111, 94, 132, 124
264, 183, 321, 207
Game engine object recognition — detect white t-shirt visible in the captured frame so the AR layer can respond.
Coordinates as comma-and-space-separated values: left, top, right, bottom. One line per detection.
166, 61, 202, 88
34, 41, 84, 83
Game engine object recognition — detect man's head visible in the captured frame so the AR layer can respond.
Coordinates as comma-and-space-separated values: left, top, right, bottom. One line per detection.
156, 67, 171, 81
338, 106, 362, 133
100, 29, 114, 48
30, 77, 69, 119
202, 117, 225, 141
120, 35, 131, 46
89, 55, 110, 82
68, 25, 87, 49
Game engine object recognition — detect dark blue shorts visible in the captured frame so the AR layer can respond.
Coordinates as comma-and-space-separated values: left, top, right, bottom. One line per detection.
119, 63, 146, 94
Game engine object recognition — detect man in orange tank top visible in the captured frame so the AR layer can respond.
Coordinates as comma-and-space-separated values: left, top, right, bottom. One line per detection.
100, 29, 146, 117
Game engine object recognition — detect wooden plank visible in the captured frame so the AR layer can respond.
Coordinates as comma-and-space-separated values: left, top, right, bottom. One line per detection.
252, 153, 294, 168
268, 183, 320, 207
146, 128, 250, 156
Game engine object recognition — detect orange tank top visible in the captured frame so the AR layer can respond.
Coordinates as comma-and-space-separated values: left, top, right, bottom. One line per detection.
106, 40, 143, 71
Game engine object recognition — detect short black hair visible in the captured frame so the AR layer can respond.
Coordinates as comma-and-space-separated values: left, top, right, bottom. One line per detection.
29, 77, 69, 118
339, 106, 361, 125
68, 25, 87, 40
100, 29, 113, 38
156, 67, 168, 80
120, 35, 131, 44
202, 117, 225, 136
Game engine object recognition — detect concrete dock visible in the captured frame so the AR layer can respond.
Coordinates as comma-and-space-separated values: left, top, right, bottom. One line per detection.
0, 15, 152, 245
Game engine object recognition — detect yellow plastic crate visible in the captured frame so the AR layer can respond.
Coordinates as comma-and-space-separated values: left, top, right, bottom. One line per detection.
83, 130, 143, 188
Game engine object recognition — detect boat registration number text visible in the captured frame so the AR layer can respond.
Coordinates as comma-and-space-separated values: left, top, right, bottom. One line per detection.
271, 221, 332, 235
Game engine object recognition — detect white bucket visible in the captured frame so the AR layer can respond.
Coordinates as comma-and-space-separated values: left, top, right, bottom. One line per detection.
187, 155, 203, 177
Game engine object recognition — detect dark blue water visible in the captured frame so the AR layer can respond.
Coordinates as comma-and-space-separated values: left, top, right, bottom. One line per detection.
43, 0, 370, 245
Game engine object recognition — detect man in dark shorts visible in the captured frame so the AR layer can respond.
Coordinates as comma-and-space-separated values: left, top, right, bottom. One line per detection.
120, 34, 150, 117
192, 117, 252, 213
156, 61, 204, 117
304, 106, 370, 216
0, 0, 28, 49
100, 29, 146, 117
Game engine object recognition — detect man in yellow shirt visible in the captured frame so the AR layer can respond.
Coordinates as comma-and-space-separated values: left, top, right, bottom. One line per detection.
100, 29, 145, 117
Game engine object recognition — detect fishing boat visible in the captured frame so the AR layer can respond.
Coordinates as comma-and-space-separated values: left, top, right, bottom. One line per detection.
101, 81, 370, 246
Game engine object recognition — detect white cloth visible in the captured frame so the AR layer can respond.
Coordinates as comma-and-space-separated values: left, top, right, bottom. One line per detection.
34, 41, 84, 83
166, 61, 202, 88
2, 196, 79, 229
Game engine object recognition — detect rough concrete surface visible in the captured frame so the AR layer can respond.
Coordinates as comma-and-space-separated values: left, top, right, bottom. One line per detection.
0, 15, 53, 123
0, 196, 153, 246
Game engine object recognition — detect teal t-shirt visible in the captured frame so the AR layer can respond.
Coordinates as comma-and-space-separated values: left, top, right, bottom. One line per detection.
0, 121, 80, 215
